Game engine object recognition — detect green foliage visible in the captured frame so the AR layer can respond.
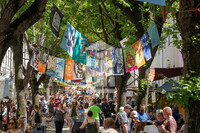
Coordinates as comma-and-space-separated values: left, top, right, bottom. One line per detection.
137, 79, 151, 94
162, 76, 200, 108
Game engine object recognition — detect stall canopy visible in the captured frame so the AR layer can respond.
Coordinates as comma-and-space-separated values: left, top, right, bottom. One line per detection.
149, 67, 183, 81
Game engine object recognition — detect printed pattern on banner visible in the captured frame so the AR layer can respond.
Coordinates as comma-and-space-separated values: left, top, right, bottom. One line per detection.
72, 33, 89, 65
88, 42, 101, 72
64, 59, 74, 80
49, 4, 64, 38
112, 48, 124, 75
123, 46, 137, 73
30, 48, 40, 70
148, 21, 160, 48
102, 47, 113, 75
46, 55, 57, 77
131, 40, 146, 69
55, 58, 65, 82
135, 0, 166, 6
3, 75, 11, 98
60, 22, 79, 57
85, 66, 93, 83
74, 61, 84, 79
38, 52, 48, 74
0, 76, 5, 99
140, 32, 152, 61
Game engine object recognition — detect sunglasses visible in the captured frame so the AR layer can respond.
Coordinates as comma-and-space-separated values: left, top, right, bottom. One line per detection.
9, 122, 15, 125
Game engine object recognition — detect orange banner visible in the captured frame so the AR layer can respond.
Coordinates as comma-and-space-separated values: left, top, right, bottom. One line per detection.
64, 59, 74, 80
131, 40, 146, 69
38, 62, 46, 74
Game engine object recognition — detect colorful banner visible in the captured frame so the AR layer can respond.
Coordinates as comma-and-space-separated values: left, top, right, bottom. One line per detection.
38, 52, 48, 74
88, 42, 101, 72
135, 0, 166, 6
30, 48, 39, 70
60, 22, 79, 57
140, 32, 152, 61
74, 61, 84, 79
131, 40, 146, 69
123, 46, 137, 73
64, 59, 74, 80
112, 48, 124, 75
72, 33, 89, 65
46, 55, 57, 77
102, 47, 113, 75
148, 21, 160, 48
55, 58, 65, 82
49, 4, 64, 37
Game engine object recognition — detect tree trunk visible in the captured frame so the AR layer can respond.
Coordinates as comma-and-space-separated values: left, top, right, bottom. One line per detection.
13, 35, 27, 122
30, 70, 39, 106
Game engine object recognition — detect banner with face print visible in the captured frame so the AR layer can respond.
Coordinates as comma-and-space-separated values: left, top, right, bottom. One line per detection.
49, 4, 64, 37
46, 55, 57, 77
64, 59, 74, 80
112, 48, 124, 75
74, 61, 84, 79
131, 40, 146, 69
72, 33, 89, 65
38, 51, 48, 74
30, 48, 40, 70
123, 46, 137, 73
55, 58, 65, 82
61, 22, 79, 57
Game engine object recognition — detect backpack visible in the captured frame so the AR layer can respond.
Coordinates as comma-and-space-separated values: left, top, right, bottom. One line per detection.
35, 110, 41, 123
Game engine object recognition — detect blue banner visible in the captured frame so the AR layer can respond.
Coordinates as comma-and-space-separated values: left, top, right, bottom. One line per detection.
72, 33, 89, 65
55, 58, 65, 82
148, 21, 160, 48
3, 75, 11, 98
140, 32, 152, 61
135, 0, 166, 6
112, 48, 124, 75
61, 22, 79, 57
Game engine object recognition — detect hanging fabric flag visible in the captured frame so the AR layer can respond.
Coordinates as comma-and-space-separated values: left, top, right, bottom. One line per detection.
72, 33, 89, 65
64, 59, 74, 80
46, 55, 57, 77
38, 51, 48, 74
123, 46, 137, 73
132, 40, 146, 69
30, 48, 40, 70
88, 42, 101, 72
140, 32, 152, 61
3, 75, 11, 98
55, 58, 65, 82
74, 61, 84, 79
60, 22, 79, 57
148, 21, 160, 48
85, 66, 93, 83
49, 4, 64, 38
135, 0, 166, 6
112, 48, 124, 75
0, 75, 5, 99
102, 47, 113, 75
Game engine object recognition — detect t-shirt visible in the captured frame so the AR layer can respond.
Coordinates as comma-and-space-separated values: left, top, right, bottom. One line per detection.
165, 117, 177, 132
89, 105, 101, 120
53, 109, 66, 122
137, 112, 150, 122
53, 98, 59, 107
118, 111, 131, 133
41, 117, 47, 126
172, 112, 180, 124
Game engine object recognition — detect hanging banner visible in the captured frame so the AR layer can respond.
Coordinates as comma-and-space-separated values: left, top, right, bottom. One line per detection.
55, 58, 65, 82
60, 22, 79, 57
135, 0, 166, 6
74, 61, 84, 79
102, 47, 113, 75
0, 75, 5, 99
72, 33, 89, 65
112, 48, 124, 75
140, 32, 152, 61
88, 42, 101, 72
49, 4, 64, 38
123, 46, 137, 73
46, 55, 57, 77
64, 59, 74, 80
3, 75, 11, 98
148, 21, 160, 48
38, 52, 48, 74
30, 48, 40, 70
132, 40, 146, 69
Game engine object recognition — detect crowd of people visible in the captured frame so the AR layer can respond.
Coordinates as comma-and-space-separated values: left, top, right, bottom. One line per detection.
0, 88, 185, 133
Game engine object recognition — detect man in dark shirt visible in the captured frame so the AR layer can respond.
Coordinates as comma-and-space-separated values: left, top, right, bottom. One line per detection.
156, 109, 166, 130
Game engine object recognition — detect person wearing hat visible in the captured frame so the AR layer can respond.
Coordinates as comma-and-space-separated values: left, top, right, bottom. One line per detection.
130, 111, 138, 133
117, 104, 132, 133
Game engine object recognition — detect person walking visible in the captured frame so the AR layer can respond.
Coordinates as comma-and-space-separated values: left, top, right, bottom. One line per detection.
28, 105, 41, 131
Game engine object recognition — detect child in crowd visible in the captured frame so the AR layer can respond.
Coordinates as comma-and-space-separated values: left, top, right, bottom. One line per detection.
41, 113, 51, 133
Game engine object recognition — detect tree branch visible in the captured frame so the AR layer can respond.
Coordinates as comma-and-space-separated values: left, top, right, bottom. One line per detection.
0, 0, 26, 32
10, 0, 48, 36
37, 73, 46, 86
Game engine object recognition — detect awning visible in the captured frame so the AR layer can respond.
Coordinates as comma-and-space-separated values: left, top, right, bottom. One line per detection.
149, 67, 183, 81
